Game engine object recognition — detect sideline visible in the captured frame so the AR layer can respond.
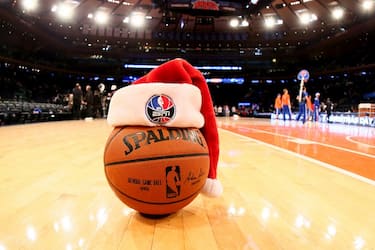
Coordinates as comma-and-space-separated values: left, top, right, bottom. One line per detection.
237, 125, 375, 159
220, 128, 375, 187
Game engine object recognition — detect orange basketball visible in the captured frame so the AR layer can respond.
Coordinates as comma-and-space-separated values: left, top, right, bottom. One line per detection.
103, 126, 209, 215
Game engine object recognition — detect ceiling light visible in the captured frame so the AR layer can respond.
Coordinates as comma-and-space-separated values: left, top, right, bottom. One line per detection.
130, 12, 145, 28
332, 7, 344, 20
265, 16, 275, 28
51, 5, 57, 12
240, 20, 249, 27
264, 16, 283, 28
123, 17, 129, 23
299, 13, 309, 24
53, 3, 75, 21
229, 18, 239, 27
94, 11, 109, 25
21, 0, 38, 11
362, 0, 374, 11
180, 19, 185, 29
298, 12, 317, 24
290, 1, 301, 6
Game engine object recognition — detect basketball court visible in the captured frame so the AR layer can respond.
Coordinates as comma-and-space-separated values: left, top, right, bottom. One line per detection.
1, 117, 375, 249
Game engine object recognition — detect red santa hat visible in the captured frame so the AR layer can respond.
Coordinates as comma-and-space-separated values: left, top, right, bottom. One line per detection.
107, 58, 222, 197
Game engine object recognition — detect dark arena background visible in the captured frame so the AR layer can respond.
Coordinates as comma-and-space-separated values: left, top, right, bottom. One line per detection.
1, 1, 375, 250
1, 0, 375, 125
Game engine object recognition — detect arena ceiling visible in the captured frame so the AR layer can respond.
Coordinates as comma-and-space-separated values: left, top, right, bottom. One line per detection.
0, 0, 375, 74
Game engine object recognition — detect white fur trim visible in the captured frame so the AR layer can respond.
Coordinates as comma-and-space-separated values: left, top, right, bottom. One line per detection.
107, 83, 204, 128
201, 178, 223, 197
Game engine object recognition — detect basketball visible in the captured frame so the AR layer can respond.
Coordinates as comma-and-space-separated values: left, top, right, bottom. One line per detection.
103, 126, 210, 215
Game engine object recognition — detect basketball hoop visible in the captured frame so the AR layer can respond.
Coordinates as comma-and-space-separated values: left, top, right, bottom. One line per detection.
297, 69, 310, 82
297, 69, 310, 102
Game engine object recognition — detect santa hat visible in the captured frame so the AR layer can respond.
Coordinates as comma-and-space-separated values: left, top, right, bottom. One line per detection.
107, 58, 222, 197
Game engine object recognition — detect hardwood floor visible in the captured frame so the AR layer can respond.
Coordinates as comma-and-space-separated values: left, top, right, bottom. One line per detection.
0, 117, 374, 249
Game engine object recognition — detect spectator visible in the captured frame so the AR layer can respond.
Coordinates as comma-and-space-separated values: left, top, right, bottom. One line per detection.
72, 83, 83, 120
83, 85, 94, 119
325, 97, 333, 123
93, 89, 102, 118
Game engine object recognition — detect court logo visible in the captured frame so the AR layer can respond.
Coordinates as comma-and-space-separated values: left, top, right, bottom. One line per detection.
145, 94, 176, 124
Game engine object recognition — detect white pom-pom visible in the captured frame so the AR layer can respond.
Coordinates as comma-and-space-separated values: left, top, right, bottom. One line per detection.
201, 178, 223, 197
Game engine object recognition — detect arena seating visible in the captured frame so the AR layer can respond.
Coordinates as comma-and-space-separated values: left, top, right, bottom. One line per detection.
0, 100, 71, 125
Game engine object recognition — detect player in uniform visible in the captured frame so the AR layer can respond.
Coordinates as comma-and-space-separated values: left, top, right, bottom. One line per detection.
281, 88, 292, 121
313, 92, 321, 122
296, 87, 308, 124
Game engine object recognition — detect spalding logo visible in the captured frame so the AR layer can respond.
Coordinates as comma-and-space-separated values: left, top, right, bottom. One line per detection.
145, 94, 176, 124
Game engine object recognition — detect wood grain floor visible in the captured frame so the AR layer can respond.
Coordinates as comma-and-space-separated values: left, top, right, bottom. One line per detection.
0, 117, 374, 250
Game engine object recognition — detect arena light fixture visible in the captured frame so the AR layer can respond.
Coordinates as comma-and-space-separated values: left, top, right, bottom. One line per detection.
362, 0, 374, 11
264, 16, 276, 28
94, 10, 110, 25
240, 19, 249, 27
21, 0, 38, 12
51, 2, 75, 21
130, 12, 146, 28
332, 7, 344, 20
229, 18, 239, 27
179, 19, 185, 29
299, 12, 310, 24
123, 12, 146, 27
122, 16, 129, 23
298, 11, 317, 24
264, 15, 283, 28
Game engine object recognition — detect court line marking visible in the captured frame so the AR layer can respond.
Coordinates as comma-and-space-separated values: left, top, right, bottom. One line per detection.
220, 128, 375, 187
238, 126, 375, 159
345, 136, 375, 149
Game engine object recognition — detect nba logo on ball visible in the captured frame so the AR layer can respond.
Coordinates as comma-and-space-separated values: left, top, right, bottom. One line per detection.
166, 165, 181, 198
146, 94, 175, 124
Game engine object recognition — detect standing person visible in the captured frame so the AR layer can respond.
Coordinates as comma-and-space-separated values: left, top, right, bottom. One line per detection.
72, 83, 83, 120
274, 93, 282, 119
231, 106, 237, 116
98, 83, 107, 118
313, 92, 321, 122
325, 97, 333, 123
83, 84, 94, 119
281, 88, 292, 121
306, 94, 313, 121
296, 86, 308, 123
217, 105, 223, 116
93, 89, 102, 118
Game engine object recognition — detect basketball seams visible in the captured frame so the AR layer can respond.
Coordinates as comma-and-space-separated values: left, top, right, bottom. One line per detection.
105, 153, 209, 167
104, 127, 128, 190
103, 126, 127, 159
